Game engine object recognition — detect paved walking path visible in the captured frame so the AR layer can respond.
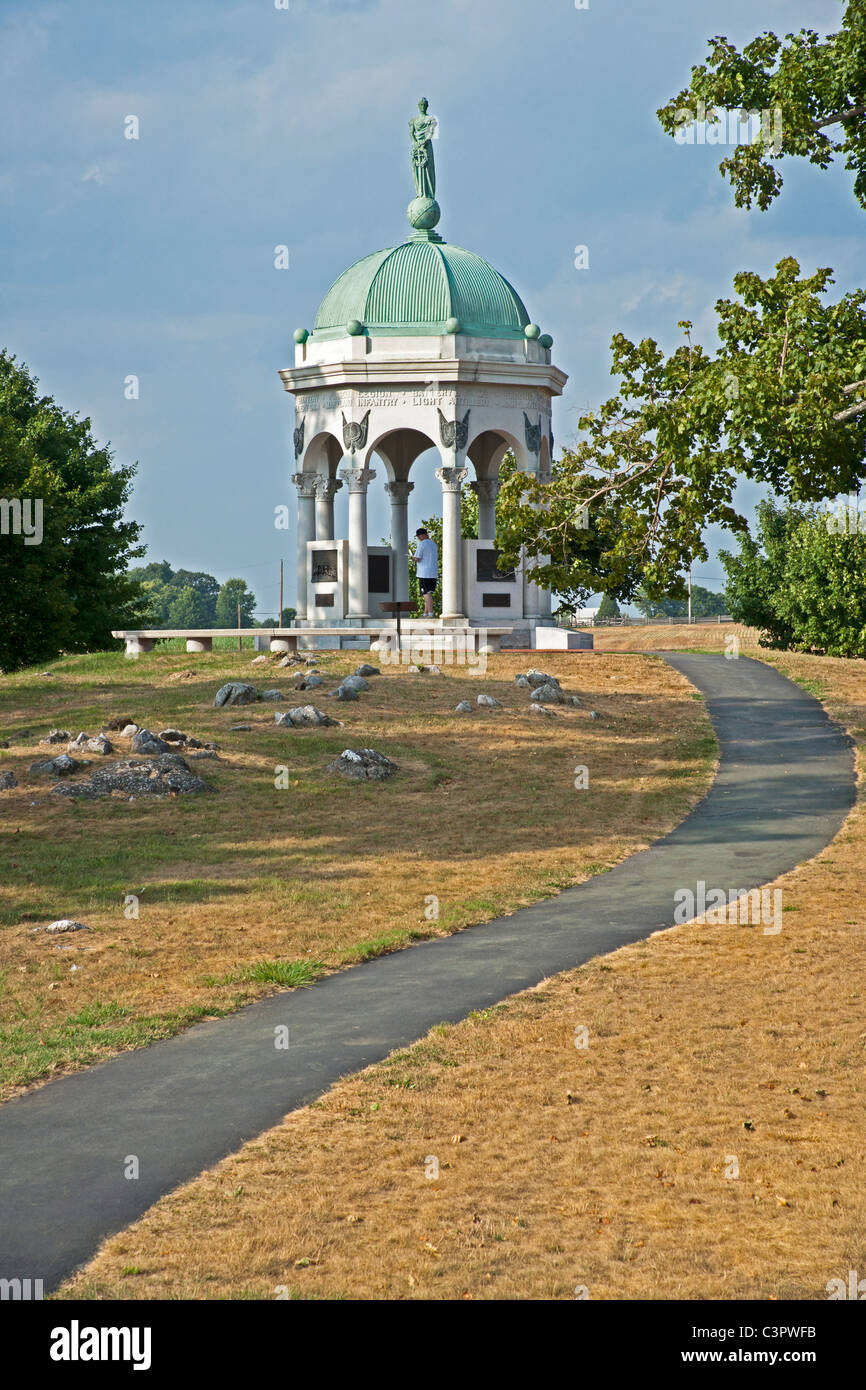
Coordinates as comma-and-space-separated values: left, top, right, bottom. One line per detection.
0, 655, 855, 1290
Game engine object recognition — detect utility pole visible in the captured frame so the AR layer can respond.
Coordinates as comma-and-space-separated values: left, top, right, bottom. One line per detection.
279, 559, 284, 628
687, 566, 692, 624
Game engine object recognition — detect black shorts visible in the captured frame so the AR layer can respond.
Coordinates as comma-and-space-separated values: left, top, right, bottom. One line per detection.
418, 577, 437, 594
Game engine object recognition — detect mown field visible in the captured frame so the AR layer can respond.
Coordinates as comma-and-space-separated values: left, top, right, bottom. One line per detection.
0, 645, 716, 1100
54, 645, 866, 1302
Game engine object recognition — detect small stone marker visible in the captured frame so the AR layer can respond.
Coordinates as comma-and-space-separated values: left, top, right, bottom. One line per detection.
454, 701, 472, 713
476, 694, 501, 708
34, 919, 90, 934
213, 682, 258, 708
328, 748, 397, 781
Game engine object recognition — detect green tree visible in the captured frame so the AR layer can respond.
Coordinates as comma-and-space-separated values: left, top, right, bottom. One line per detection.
497, 259, 866, 605
596, 593, 621, 620
167, 584, 211, 629
214, 577, 257, 628
722, 499, 866, 656
658, 4, 866, 210
719, 500, 804, 647
690, 585, 729, 618
0, 353, 145, 671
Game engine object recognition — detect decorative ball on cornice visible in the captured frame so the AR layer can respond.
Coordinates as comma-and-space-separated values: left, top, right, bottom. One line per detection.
539, 333, 553, 349
444, 316, 461, 334
293, 327, 309, 344
524, 323, 541, 340
407, 194, 441, 230
346, 319, 365, 336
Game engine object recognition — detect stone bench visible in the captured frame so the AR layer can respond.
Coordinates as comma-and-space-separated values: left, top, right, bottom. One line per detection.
111, 626, 514, 657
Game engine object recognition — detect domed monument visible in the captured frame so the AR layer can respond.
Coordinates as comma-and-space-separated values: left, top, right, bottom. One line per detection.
280, 99, 567, 648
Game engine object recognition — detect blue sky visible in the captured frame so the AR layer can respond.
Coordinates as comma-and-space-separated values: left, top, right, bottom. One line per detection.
1, 0, 860, 615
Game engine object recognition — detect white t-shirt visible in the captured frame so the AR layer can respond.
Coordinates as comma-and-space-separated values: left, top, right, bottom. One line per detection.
415, 537, 438, 580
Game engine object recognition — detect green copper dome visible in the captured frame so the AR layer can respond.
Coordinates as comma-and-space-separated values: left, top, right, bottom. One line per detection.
311, 235, 531, 341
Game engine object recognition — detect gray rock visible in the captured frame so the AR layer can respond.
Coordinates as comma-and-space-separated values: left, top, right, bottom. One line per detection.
354, 664, 380, 677
407, 664, 422, 673
34, 919, 90, 934
278, 654, 303, 668
530, 702, 557, 717
214, 681, 259, 708
428, 665, 443, 675
229, 724, 251, 732
79, 735, 112, 755
533, 683, 563, 704
285, 671, 308, 688
51, 754, 211, 800
303, 673, 324, 689
30, 753, 80, 776
589, 710, 601, 720
340, 674, 369, 693
304, 658, 321, 667
131, 729, 172, 755
158, 729, 187, 743
275, 705, 337, 728
120, 724, 140, 737
564, 695, 582, 707
250, 654, 269, 665
526, 669, 560, 689
331, 685, 359, 701
454, 701, 472, 713
260, 690, 283, 702
68, 732, 92, 747
328, 748, 398, 781
42, 729, 71, 745
185, 737, 204, 749
0, 771, 17, 790
189, 750, 220, 760
476, 694, 501, 708
514, 675, 531, 688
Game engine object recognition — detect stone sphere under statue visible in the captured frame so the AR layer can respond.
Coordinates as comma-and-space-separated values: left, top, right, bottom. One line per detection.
407, 195, 441, 230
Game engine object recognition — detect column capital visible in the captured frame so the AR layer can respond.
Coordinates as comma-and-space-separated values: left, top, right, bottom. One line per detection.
469, 478, 501, 503
384, 480, 415, 503
291, 472, 318, 499
339, 466, 376, 493
435, 466, 468, 493
313, 475, 343, 501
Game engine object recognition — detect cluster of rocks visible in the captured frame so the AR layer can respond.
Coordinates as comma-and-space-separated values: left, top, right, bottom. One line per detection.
406, 664, 443, 675
51, 753, 212, 800
327, 664, 380, 703
452, 668, 590, 717
514, 669, 580, 706
131, 728, 215, 757
0, 770, 18, 790
328, 747, 397, 781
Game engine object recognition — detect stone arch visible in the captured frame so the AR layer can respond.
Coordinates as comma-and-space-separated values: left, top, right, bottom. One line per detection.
365, 427, 437, 481
300, 430, 344, 477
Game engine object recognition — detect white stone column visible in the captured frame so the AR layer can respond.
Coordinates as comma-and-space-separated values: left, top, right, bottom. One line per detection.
384, 480, 414, 602
536, 468, 553, 621
435, 466, 468, 620
339, 466, 376, 620
291, 472, 317, 622
314, 476, 342, 541
470, 478, 501, 541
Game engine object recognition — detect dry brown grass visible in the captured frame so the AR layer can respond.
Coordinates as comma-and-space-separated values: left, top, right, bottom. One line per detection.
57, 649, 866, 1302
591, 621, 759, 651
0, 647, 713, 1098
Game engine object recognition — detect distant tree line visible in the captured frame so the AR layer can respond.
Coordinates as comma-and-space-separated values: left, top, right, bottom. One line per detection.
129, 561, 295, 629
